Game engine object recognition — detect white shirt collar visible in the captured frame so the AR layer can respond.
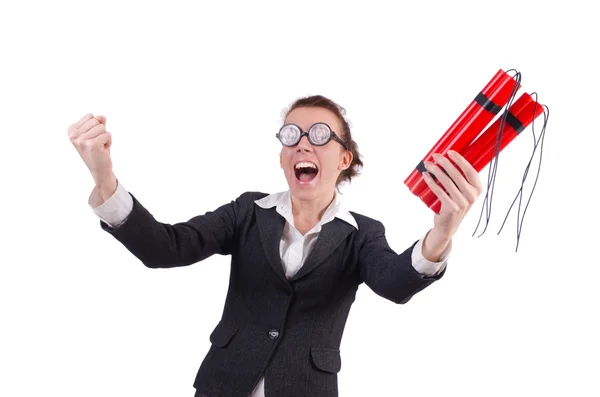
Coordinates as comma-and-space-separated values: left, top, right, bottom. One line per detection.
254, 190, 358, 230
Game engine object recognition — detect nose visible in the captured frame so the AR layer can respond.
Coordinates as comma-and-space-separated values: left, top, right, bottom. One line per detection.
296, 135, 313, 152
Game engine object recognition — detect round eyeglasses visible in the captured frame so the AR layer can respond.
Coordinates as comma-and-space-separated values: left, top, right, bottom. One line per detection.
276, 122, 348, 150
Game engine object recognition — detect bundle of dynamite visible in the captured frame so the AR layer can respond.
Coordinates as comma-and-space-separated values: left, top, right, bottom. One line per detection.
404, 69, 549, 251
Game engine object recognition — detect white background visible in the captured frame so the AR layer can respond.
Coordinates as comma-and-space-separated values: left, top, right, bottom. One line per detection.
1, 0, 598, 396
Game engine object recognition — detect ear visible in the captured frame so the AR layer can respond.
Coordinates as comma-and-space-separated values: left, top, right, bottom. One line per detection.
339, 150, 353, 170
279, 151, 283, 169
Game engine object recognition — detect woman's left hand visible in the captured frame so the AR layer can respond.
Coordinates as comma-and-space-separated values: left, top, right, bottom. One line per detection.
422, 150, 483, 240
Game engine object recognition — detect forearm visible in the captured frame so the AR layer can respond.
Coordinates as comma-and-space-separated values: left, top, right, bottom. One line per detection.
421, 227, 452, 262
360, 225, 444, 304
90, 175, 235, 268
99, 192, 241, 269
99, 195, 209, 268
96, 172, 118, 202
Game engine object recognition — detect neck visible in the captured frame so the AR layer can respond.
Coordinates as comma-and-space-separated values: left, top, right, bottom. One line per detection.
290, 189, 336, 223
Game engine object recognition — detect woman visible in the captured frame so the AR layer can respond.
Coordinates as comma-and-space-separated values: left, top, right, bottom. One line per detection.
68, 95, 482, 397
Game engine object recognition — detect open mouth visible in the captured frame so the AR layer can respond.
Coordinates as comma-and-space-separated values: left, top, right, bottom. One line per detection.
294, 161, 319, 183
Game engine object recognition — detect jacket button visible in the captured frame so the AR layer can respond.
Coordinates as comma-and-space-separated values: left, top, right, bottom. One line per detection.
268, 329, 279, 339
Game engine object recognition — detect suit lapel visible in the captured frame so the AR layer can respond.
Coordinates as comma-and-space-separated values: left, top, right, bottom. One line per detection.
255, 204, 288, 283
290, 218, 354, 282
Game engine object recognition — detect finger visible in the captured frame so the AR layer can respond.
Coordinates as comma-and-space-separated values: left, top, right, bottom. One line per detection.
447, 150, 482, 192
75, 113, 94, 128
79, 117, 100, 134
432, 154, 478, 203
424, 160, 467, 207
95, 115, 106, 125
91, 131, 111, 147
422, 171, 457, 211
80, 123, 106, 141
80, 131, 111, 153
68, 113, 93, 136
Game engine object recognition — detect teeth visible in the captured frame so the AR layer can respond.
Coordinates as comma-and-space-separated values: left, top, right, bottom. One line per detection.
295, 162, 317, 169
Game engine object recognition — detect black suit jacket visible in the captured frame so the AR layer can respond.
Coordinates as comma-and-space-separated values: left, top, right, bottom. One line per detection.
99, 191, 445, 397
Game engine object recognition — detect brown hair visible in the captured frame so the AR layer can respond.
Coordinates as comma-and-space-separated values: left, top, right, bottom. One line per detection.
282, 95, 363, 186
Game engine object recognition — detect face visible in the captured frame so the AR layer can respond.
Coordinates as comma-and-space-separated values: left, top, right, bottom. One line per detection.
279, 106, 353, 202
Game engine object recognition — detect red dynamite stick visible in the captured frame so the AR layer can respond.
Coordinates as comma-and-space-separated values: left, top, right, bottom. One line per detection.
405, 69, 519, 194
422, 92, 545, 213
404, 69, 519, 197
461, 92, 544, 171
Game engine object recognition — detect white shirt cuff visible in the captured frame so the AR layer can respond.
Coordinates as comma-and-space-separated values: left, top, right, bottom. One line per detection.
88, 179, 133, 229
411, 233, 451, 276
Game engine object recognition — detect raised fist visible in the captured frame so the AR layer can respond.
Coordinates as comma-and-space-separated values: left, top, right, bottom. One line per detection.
68, 113, 114, 186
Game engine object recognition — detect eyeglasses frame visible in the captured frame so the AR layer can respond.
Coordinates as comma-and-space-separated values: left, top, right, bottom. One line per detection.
276, 122, 349, 151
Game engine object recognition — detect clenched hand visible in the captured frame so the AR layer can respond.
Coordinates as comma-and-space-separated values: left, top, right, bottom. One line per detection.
68, 113, 117, 196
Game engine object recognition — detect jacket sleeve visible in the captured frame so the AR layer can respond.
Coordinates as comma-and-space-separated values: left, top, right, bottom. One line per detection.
358, 220, 445, 304
98, 191, 252, 268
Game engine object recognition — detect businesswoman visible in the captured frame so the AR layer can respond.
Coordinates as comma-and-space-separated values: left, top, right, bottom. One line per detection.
68, 95, 482, 397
